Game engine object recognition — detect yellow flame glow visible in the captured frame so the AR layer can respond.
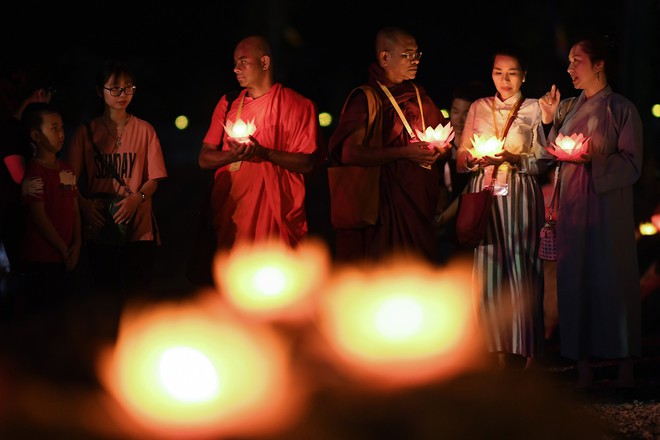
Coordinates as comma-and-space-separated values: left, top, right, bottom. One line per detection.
317, 256, 483, 387
213, 239, 330, 323
97, 296, 303, 439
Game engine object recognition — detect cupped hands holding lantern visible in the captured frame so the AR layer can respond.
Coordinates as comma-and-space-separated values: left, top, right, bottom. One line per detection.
462, 149, 520, 169
408, 139, 445, 168
227, 136, 257, 161
482, 149, 522, 167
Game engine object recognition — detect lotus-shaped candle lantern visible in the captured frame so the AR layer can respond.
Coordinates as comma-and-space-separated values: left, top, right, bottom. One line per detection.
224, 118, 256, 142
549, 133, 590, 161
415, 122, 455, 151
470, 134, 505, 158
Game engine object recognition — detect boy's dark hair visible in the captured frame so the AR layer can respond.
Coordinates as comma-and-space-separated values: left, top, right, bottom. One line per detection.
21, 102, 58, 134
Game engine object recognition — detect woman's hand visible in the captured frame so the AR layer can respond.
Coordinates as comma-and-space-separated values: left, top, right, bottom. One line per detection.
539, 84, 561, 124
487, 149, 520, 166
113, 194, 142, 224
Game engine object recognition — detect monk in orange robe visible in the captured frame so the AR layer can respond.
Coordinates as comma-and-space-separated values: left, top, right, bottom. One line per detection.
199, 35, 319, 251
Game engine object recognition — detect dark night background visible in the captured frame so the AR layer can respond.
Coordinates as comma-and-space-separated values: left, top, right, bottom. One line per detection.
4, 0, 659, 291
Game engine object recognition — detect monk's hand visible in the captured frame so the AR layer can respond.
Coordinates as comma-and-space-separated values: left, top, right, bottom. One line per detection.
227, 138, 253, 160
409, 141, 440, 166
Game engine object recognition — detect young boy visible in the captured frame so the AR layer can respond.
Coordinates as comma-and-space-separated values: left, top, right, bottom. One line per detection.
19, 102, 80, 317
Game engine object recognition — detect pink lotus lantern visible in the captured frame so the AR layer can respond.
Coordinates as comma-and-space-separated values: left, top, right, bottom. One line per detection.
470, 134, 505, 158
549, 133, 590, 161
224, 118, 256, 142
415, 122, 455, 151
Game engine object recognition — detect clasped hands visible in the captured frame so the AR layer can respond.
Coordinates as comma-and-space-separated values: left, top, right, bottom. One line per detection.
81, 194, 139, 228
409, 140, 451, 167
465, 149, 521, 168
227, 136, 265, 162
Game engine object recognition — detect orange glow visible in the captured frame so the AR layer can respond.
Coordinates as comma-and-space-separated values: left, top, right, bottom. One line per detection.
224, 118, 256, 142
97, 295, 304, 439
470, 134, 504, 158
415, 122, 455, 151
652, 211, 660, 231
317, 257, 483, 388
549, 133, 590, 161
213, 239, 330, 324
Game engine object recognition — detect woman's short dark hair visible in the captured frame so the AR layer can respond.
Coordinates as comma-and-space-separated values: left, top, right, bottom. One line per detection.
95, 59, 136, 90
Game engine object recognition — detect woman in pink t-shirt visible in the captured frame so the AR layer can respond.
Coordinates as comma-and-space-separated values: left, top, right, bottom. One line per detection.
67, 60, 167, 314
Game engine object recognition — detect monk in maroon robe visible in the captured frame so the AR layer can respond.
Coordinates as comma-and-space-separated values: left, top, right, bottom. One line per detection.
328, 27, 450, 262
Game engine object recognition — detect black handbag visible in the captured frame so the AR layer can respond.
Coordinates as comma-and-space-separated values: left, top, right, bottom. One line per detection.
87, 192, 129, 245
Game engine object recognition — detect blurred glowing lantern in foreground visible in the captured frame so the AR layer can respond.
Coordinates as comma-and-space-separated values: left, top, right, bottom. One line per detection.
639, 221, 658, 236
470, 134, 504, 158
415, 122, 455, 151
97, 295, 304, 439
224, 118, 256, 142
317, 257, 482, 388
213, 239, 330, 324
549, 133, 590, 161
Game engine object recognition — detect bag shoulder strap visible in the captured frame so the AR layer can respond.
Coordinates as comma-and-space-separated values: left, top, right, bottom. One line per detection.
224, 90, 240, 118
84, 122, 132, 195
347, 85, 383, 149
501, 96, 524, 139
546, 163, 561, 220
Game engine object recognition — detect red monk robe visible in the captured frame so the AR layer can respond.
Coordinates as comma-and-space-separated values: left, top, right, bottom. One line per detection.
203, 83, 319, 250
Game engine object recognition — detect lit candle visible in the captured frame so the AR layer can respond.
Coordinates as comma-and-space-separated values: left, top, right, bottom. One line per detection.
97, 294, 305, 439
213, 239, 330, 325
316, 257, 484, 388
470, 134, 505, 158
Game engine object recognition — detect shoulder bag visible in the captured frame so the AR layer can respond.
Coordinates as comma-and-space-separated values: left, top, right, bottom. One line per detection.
328, 82, 426, 229
327, 85, 383, 229
84, 122, 133, 246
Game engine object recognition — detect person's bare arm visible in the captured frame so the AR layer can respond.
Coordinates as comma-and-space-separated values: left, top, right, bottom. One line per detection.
341, 127, 440, 167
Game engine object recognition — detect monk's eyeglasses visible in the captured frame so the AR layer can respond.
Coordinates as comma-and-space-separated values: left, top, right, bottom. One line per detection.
400, 51, 422, 61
